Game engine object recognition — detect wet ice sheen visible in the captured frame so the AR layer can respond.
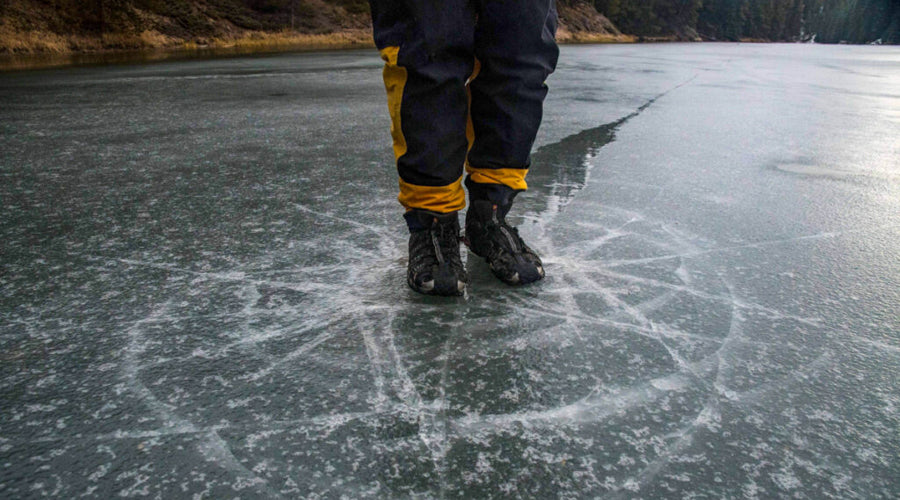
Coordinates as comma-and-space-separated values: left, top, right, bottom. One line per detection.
1, 44, 899, 498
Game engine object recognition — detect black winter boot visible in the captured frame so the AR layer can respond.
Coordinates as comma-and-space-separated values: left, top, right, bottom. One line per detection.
464, 199, 545, 286
405, 210, 467, 296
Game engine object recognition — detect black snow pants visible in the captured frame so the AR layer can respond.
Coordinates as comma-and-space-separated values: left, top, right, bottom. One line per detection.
369, 0, 559, 214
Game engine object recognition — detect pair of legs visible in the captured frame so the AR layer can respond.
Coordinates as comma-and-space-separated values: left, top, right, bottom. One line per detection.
369, 0, 559, 294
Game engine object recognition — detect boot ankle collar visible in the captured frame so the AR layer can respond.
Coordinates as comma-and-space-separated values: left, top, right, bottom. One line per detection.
404, 209, 459, 233
464, 176, 520, 208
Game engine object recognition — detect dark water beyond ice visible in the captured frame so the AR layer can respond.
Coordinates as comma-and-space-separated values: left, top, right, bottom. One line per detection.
1, 43, 899, 498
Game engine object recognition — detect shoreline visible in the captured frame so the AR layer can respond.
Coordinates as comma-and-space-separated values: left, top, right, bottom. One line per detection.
0, 29, 639, 72
0, 29, 376, 71
1, 30, 881, 72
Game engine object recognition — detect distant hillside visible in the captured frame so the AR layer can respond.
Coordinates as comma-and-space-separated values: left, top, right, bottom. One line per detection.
556, 1, 631, 43
0, 0, 627, 55
0, 0, 372, 53
592, 0, 899, 44
2, 0, 893, 55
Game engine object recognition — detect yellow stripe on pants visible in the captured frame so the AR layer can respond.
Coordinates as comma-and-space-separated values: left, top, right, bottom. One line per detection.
398, 176, 466, 213
465, 165, 528, 192
380, 46, 408, 161
382, 46, 466, 213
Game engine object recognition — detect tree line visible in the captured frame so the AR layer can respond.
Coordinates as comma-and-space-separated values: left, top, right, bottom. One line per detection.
591, 0, 900, 43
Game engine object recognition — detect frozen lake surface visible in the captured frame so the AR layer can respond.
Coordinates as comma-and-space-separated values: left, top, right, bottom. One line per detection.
2, 43, 899, 498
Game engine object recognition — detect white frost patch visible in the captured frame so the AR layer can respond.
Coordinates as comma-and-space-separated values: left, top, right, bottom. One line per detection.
190, 347, 213, 359
475, 452, 493, 475
855, 447, 878, 462
771, 469, 802, 490
499, 387, 521, 403
525, 368, 544, 382
88, 463, 110, 482
622, 477, 641, 492
650, 376, 687, 392
226, 397, 256, 409
510, 337, 529, 351
808, 409, 837, 422
694, 404, 721, 432
26, 403, 60, 412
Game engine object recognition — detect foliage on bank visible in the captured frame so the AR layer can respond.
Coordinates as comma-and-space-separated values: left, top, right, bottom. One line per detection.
592, 0, 899, 43
0, 0, 373, 54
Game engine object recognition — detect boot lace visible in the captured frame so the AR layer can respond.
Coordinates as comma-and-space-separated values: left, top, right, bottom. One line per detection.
410, 218, 463, 272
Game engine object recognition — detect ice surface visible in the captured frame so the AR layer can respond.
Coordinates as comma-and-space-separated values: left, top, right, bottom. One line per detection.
1, 44, 899, 498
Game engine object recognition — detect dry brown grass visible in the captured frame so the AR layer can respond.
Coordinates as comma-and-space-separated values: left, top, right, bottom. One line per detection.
0, 26, 175, 54
0, 27, 373, 56
557, 28, 636, 44
0, 25, 72, 54
212, 29, 374, 51
0, 27, 378, 70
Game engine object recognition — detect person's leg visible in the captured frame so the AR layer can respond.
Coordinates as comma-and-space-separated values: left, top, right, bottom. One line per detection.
370, 0, 476, 214
464, 0, 559, 285
369, 0, 476, 295
466, 0, 559, 196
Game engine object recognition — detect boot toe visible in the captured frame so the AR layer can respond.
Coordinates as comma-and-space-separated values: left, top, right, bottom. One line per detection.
515, 261, 544, 285
507, 255, 545, 285
433, 264, 465, 296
